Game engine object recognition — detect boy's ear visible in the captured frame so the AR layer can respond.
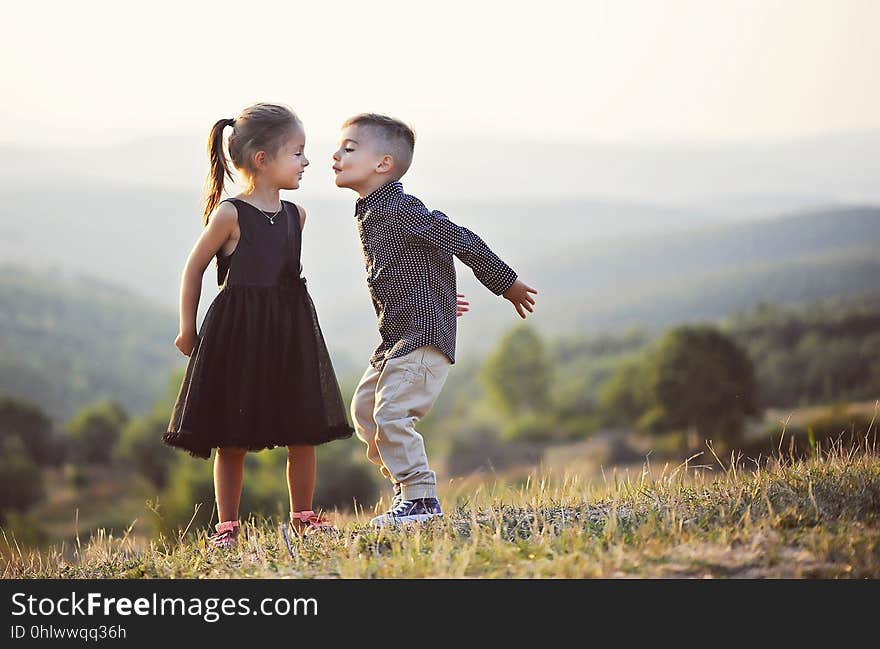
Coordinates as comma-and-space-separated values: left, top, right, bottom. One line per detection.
375, 154, 394, 175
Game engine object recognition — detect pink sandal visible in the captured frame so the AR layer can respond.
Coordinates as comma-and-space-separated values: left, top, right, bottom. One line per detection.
289, 510, 335, 536
208, 520, 240, 549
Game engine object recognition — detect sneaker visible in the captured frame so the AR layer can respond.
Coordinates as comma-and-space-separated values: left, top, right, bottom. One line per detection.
369, 498, 443, 527
208, 520, 240, 549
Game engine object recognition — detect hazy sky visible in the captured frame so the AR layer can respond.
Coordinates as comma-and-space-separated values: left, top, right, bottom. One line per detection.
2, 0, 879, 147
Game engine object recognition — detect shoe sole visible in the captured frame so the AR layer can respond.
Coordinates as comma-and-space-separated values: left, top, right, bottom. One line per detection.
369, 512, 443, 528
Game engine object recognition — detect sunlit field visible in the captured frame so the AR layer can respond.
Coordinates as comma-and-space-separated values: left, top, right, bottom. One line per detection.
5, 431, 877, 579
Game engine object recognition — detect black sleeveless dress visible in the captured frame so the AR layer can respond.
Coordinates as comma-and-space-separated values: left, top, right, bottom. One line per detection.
163, 198, 353, 459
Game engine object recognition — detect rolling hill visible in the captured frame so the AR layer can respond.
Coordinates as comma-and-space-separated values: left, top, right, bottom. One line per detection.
1, 205, 878, 421
0, 268, 180, 420
455, 205, 880, 346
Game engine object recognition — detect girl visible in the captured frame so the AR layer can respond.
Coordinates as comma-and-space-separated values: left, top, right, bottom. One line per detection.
164, 103, 353, 548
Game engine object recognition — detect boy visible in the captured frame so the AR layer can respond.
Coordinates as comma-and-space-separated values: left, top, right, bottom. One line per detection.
333, 113, 537, 526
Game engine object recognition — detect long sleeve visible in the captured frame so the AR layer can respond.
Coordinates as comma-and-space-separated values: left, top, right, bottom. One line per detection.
398, 196, 518, 295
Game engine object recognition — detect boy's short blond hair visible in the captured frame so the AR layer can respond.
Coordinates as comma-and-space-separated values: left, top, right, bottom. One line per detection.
343, 113, 416, 180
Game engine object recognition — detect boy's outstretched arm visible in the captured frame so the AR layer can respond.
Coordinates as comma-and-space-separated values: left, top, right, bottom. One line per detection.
398, 195, 538, 317
399, 196, 518, 290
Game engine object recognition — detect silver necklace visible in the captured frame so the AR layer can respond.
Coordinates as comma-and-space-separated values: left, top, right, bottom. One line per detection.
248, 201, 283, 225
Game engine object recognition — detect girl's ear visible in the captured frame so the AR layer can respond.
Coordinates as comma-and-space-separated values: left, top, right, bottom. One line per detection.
253, 150, 267, 169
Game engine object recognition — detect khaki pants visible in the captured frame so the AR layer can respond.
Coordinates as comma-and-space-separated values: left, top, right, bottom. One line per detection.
350, 346, 451, 500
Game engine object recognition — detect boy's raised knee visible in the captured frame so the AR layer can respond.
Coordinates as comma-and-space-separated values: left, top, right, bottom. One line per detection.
373, 403, 412, 432
351, 391, 376, 428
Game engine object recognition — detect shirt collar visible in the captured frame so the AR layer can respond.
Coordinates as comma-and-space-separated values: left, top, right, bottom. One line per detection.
355, 181, 403, 215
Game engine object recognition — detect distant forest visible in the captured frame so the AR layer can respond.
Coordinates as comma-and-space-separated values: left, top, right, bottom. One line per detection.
1, 205, 879, 421
427, 291, 880, 448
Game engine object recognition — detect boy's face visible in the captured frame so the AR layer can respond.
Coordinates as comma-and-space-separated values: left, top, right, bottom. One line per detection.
332, 125, 386, 194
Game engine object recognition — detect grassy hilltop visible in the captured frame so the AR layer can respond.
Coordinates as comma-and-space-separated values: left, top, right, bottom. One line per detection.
5, 438, 878, 579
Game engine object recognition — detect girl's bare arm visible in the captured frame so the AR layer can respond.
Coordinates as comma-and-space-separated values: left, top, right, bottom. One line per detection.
175, 202, 238, 355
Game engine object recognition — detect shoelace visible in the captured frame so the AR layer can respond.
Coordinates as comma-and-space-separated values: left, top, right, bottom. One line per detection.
389, 499, 416, 516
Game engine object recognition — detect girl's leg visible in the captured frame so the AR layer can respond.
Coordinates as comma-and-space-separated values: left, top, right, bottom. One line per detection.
286, 445, 316, 513
214, 446, 248, 522
284, 446, 335, 539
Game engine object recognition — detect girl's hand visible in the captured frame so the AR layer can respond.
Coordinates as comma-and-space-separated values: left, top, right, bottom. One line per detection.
175, 329, 198, 357
456, 293, 470, 317
502, 279, 538, 319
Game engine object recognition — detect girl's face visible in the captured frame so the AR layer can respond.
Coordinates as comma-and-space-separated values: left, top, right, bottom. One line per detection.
261, 129, 309, 190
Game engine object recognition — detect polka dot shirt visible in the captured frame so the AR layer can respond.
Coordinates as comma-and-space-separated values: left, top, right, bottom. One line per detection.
354, 181, 518, 370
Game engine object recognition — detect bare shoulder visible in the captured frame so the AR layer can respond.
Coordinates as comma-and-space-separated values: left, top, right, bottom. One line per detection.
207, 200, 239, 230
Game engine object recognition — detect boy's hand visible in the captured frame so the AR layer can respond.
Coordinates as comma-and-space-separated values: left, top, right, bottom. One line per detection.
456, 293, 470, 317
175, 329, 198, 357
503, 279, 537, 319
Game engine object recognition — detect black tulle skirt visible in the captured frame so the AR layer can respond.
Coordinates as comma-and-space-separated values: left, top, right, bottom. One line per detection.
164, 279, 353, 459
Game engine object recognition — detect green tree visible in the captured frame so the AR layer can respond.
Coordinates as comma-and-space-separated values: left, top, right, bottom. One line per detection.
480, 325, 551, 416
598, 359, 652, 426
0, 436, 45, 522
313, 440, 379, 511
115, 369, 183, 488
156, 456, 215, 536
643, 326, 759, 450
66, 400, 129, 464
861, 333, 880, 396
0, 395, 65, 466
116, 411, 176, 488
